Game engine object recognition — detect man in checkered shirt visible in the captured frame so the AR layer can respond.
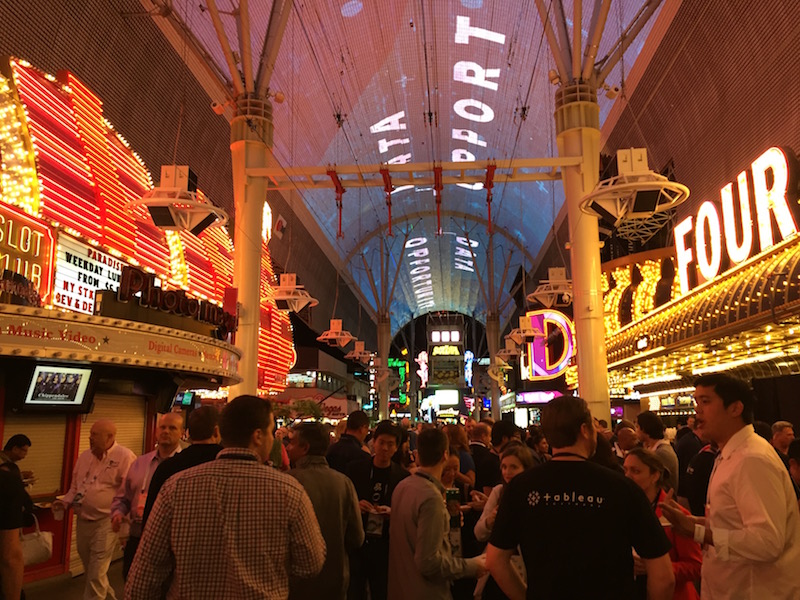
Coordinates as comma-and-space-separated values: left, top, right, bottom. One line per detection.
125, 395, 326, 600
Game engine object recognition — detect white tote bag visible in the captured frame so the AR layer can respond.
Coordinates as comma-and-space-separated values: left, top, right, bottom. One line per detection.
21, 514, 53, 566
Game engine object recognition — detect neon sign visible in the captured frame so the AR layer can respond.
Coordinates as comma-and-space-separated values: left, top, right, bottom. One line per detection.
0, 203, 53, 303
464, 350, 474, 387
432, 344, 461, 356
415, 350, 429, 389
3, 59, 295, 392
54, 234, 122, 313
520, 309, 575, 381
387, 357, 408, 405
674, 146, 799, 295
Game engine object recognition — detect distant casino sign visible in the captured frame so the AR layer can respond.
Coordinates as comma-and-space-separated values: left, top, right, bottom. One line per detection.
54, 234, 124, 314
0, 203, 54, 303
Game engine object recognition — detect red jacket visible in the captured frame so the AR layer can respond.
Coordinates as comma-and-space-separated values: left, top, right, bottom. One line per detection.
655, 489, 702, 600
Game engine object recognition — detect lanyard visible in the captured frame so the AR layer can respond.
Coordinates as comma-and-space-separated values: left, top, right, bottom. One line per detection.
551, 452, 587, 460
79, 450, 112, 494
217, 453, 259, 462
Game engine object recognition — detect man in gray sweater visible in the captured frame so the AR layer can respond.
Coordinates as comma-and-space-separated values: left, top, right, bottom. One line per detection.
388, 428, 485, 600
287, 422, 364, 600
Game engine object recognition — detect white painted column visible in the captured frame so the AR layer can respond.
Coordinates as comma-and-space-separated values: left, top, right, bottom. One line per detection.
229, 98, 272, 397
554, 84, 610, 422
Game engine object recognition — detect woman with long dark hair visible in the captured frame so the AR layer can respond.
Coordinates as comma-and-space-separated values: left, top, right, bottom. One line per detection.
624, 447, 701, 600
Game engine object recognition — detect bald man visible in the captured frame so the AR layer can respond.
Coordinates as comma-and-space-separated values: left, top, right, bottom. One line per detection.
57, 419, 135, 599
614, 427, 639, 463
113, 412, 184, 580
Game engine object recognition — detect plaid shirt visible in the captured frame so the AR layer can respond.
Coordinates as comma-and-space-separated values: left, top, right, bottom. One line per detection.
125, 448, 326, 600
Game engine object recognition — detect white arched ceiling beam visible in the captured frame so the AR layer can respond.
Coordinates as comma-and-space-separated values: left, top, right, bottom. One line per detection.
595, 0, 663, 87
256, 0, 294, 97
344, 210, 537, 268
140, 0, 234, 102
205, 0, 245, 97
248, 156, 581, 190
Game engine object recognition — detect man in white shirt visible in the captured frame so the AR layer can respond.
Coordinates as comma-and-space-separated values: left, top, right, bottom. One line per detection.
661, 373, 800, 600
111, 412, 184, 580
56, 419, 135, 600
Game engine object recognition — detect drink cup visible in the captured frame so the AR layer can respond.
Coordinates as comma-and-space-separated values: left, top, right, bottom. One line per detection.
52, 502, 65, 521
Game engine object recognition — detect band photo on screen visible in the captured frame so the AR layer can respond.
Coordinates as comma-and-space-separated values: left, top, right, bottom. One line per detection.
26, 366, 92, 406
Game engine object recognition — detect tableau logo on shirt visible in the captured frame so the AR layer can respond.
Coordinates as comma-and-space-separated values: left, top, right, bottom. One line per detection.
528, 490, 605, 508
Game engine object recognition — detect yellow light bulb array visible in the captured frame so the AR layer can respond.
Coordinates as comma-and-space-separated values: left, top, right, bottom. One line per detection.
0, 73, 40, 215
632, 259, 661, 321
165, 230, 188, 288
604, 266, 631, 334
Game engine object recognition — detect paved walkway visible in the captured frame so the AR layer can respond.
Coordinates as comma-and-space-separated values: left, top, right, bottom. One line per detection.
24, 560, 124, 600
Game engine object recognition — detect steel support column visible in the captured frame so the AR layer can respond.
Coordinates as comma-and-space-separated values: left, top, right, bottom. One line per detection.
485, 312, 501, 421
377, 314, 391, 420
229, 97, 273, 397
554, 84, 610, 421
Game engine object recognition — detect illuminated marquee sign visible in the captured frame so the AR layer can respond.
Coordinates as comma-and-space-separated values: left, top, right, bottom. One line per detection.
674, 146, 800, 295
54, 234, 123, 314
520, 309, 576, 381
432, 344, 461, 356
2, 58, 295, 393
117, 266, 237, 339
0, 203, 54, 303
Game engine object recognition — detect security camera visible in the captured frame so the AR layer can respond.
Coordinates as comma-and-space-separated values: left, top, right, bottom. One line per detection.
272, 91, 285, 104
548, 69, 561, 86
561, 292, 572, 304
211, 101, 226, 116
605, 85, 621, 100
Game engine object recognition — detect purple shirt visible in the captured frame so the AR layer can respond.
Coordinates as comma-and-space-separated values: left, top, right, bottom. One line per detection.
111, 446, 179, 535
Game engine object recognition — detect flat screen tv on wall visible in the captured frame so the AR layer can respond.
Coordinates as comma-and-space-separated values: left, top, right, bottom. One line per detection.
12, 363, 98, 413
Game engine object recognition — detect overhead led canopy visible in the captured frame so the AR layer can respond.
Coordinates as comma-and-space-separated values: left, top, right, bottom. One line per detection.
150, 1, 660, 332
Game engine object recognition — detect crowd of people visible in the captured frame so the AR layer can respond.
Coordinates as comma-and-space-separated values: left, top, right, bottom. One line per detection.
3, 371, 800, 599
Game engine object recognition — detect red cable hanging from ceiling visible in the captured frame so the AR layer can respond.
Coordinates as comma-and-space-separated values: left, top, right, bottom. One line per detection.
327, 168, 346, 238
434, 164, 443, 235
484, 163, 497, 233
380, 166, 393, 236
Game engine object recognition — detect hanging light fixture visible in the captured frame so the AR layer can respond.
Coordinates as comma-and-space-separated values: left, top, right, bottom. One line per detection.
270, 273, 318, 313
128, 165, 228, 236
316, 318, 356, 348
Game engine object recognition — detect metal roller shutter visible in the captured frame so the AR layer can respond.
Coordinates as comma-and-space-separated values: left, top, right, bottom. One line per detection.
69, 394, 146, 576
2, 413, 67, 498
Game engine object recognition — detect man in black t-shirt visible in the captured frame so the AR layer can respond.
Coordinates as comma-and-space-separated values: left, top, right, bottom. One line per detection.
0, 468, 25, 600
487, 396, 675, 600
346, 421, 409, 600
